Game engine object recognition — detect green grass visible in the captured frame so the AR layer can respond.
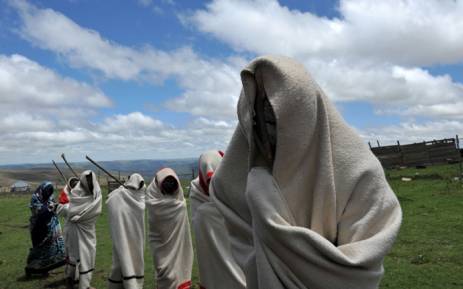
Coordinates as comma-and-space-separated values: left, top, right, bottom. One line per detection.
0, 164, 462, 289
0, 184, 199, 289
381, 164, 463, 288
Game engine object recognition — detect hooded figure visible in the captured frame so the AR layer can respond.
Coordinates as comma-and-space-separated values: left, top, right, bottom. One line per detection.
56, 177, 79, 219
65, 170, 102, 289
190, 151, 246, 289
146, 168, 193, 289
25, 182, 66, 275
107, 173, 146, 289
211, 56, 402, 289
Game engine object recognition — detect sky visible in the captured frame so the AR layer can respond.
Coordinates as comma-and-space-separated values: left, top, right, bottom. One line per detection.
0, 0, 463, 165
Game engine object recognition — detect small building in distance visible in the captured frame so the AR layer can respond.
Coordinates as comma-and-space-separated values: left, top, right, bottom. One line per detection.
10, 180, 31, 193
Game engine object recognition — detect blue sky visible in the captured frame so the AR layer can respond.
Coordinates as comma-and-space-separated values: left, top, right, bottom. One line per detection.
0, 0, 462, 164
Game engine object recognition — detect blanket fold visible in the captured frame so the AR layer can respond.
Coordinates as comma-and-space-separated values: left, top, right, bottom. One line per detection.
65, 170, 102, 289
190, 151, 246, 289
107, 173, 146, 289
211, 55, 402, 289
146, 168, 193, 289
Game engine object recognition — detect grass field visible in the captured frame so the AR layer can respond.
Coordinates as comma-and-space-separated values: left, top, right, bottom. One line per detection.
1, 164, 462, 289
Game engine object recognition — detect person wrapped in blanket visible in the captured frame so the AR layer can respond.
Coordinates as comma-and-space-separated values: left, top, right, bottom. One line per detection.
25, 181, 66, 276
56, 177, 79, 220
64, 170, 102, 289
211, 56, 402, 289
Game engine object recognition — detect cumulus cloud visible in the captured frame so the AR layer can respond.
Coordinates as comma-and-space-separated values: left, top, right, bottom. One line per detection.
0, 111, 235, 164
138, 0, 152, 7
0, 53, 111, 137
307, 60, 463, 114
9, 0, 243, 119
3, 0, 463, 164
189, 0, 463, 66
185, 0, 463, 121
0, 54, 111, 110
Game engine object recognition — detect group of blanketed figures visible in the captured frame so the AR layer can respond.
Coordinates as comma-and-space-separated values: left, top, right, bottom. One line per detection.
24, 56, 403, 289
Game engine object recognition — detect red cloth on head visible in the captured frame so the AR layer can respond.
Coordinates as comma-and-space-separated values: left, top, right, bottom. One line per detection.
58, 189, 69, 204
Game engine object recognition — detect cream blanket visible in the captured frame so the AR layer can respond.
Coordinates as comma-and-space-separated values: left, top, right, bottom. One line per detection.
146, 168, 193, 289
211, 56, 402, 289
65, 170, 102, 289
107, 173, 146, 289
56, 177, 78, 219
190, 151, 246, 289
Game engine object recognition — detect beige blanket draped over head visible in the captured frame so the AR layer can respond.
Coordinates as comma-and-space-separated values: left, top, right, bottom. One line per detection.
65, 170, 102, 289
57, 177, 78, 219
146, 168, 193, 289
211, 56, 402, 289
190, 150, 246, 289
107, 173, 146, 289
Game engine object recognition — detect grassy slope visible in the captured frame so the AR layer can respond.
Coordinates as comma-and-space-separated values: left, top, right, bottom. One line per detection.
0, 164, 462, 289
381, 164, 463, 288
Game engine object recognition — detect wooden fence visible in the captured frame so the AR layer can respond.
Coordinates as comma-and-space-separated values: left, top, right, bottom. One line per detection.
370, 136, 461, 168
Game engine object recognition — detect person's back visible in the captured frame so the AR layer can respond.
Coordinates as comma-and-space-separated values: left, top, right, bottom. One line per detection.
107, 173, 146, 289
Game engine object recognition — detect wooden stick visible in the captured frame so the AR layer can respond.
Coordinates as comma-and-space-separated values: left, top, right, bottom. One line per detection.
52, 160, 67, 184
85, 155, 127, 189
61, 153, 79, 178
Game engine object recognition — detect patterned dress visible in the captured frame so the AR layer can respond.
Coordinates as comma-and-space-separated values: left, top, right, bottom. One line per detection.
25, 182, 66, 275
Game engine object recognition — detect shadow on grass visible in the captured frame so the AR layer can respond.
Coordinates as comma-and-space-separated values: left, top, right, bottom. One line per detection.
17, 273, 49, 282
45, 277, 67, 288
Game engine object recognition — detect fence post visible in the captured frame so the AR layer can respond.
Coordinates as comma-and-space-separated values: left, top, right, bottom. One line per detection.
457, 135, 462, 181
397, 140, 404, 166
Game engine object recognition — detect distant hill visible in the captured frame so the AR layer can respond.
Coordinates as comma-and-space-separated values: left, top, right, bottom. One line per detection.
0, 158, 197, 188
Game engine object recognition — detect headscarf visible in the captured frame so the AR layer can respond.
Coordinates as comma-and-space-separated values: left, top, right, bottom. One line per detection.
107, 173, 146, 289
34, 182, 54, 203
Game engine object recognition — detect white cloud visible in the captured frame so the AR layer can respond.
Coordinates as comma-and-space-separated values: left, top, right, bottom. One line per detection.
307, 60, 463, 117
101, 112, 164, 133
138, 0, 152, 7
186, 0, 463, 120
0, 54, 111, 110
0, 111, 235, 164
0, 53, 112, 142
3, 0, 463, 164
9, 0, 243, 119
189, 0, 463, 66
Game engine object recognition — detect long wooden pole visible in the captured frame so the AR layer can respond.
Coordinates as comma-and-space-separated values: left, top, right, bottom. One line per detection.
52, 160, 67, 184
61, 153, 79, 178
457, 135, 462, 182
85, 155, 127, 189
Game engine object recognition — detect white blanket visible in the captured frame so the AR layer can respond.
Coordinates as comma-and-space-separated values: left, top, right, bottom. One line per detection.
56, 177, 78, 219
211, 55, 402, 289
107, 173, 146, 289
190, 151, 246, 289
146, 168, 193, 289
65, 170, 102, 289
